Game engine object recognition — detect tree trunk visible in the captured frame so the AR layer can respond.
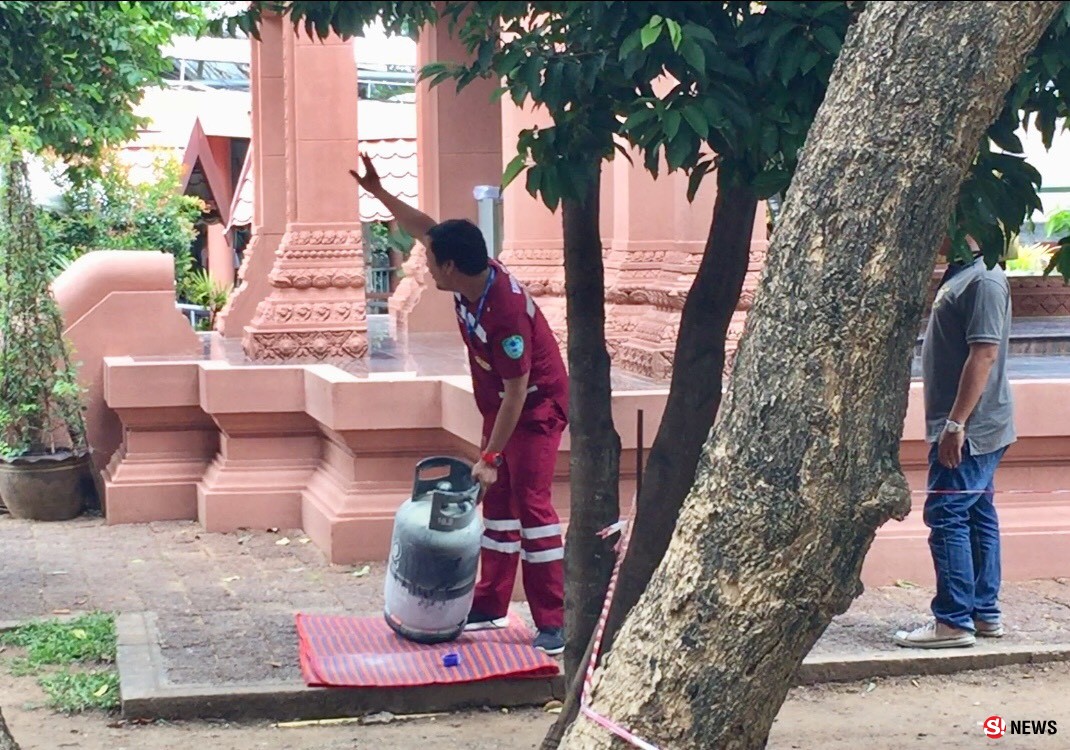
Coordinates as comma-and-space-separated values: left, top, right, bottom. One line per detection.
0, 707, 20, 750
604, 174, 757, 654
561, 165, 622, 682
561, 3, 1060, 749
543, 172, 757, 748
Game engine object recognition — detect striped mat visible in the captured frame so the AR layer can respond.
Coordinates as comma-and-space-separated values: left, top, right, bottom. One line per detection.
296, 611, 560, 688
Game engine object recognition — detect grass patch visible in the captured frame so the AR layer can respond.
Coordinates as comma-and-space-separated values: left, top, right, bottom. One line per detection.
0, 612, 115, 667
39, 670, 120, 712
0, 612, 119, 712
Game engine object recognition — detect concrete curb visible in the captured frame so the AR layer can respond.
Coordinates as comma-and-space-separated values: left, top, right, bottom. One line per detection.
116, 612, 565, 722
107, 612, 1070, 721
796, 642, 1070, 685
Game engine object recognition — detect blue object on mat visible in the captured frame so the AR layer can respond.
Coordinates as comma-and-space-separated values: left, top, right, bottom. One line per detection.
443, 653, 460, 667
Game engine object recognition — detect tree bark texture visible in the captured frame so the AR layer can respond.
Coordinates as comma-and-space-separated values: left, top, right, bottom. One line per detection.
561, 165, 623, 682
544, 173, 757, 748
560, 3, 1061, 749
604, 174, 758, 655
0, 707, 20, 750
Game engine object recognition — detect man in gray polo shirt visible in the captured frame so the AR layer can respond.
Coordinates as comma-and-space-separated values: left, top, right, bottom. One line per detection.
895, 237, 1016, 649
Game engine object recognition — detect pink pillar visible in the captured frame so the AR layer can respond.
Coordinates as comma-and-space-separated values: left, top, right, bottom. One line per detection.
601, 149, 719, 380
206, 222, 234, 288
390, 22, 503, 334
496, 100, 570, 351
241, 25, 367, 360
217, 16, 286, 338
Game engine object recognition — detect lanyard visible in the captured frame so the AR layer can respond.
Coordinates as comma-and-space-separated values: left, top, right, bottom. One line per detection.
466, 267, 496, 341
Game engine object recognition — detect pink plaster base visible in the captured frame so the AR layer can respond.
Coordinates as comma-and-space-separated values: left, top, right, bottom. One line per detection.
54, 251, 203, 478
100, 350, 1070, 590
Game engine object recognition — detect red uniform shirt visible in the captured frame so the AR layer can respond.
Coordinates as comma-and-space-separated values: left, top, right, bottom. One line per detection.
454, 260, 568, 426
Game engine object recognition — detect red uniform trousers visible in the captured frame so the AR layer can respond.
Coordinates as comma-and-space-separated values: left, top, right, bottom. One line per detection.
473, 410, 565, 630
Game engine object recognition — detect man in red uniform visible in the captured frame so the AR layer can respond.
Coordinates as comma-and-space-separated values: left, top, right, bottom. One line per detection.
352, 155, 567, 654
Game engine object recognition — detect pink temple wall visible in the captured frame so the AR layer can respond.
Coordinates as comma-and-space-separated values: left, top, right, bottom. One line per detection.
54, 22, 1068, 603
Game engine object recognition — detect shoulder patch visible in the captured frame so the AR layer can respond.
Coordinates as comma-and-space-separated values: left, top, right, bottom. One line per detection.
502, 334, 525, 360
509, 275, 522, 294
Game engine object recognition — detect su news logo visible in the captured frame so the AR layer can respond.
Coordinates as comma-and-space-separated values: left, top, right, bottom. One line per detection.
983, 716, 1058, 739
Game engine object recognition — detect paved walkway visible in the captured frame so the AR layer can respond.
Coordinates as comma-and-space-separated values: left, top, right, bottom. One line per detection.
2, 516, 1069, 691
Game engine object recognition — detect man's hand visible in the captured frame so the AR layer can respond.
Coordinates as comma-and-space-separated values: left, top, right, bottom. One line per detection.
349, 153, 382, 195
938, 427, 965, 469
472, 459, 498, 489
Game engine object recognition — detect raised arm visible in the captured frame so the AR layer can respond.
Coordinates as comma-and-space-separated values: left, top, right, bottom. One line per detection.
350, 153, 437, 243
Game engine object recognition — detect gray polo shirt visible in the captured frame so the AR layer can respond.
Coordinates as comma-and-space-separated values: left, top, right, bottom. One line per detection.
921, 257, 1016, 456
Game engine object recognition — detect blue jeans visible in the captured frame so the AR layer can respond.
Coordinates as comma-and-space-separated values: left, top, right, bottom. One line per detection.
924, 442, 1007, 631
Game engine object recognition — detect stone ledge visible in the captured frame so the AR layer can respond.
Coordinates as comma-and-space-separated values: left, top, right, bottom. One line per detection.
116, 612, 564, 722
796, 642, 1070, 685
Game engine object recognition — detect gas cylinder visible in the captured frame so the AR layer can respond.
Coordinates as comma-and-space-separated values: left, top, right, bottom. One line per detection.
383, 456, 482, 644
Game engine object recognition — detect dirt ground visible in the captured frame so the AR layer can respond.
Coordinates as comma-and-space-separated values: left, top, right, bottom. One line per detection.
2, 661, 1067, 749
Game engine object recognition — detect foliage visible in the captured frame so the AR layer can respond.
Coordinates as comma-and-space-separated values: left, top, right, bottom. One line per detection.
233, 1, 1070, 281
37, 150, 204, 297
1045, 207, 1070, 279
0, 141, 87, 459
1, 612, 118, 713
0, 1, 207, 175
38, 670, 120, 713
366, 221, 413, 261
184, 268, 231, 331
950, 5, 1070, 270
1048, 207, 1070, 238
1005, 238, 1056, 275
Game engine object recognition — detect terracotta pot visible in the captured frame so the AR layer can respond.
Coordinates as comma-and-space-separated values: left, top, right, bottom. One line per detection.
0, 451, 93, 522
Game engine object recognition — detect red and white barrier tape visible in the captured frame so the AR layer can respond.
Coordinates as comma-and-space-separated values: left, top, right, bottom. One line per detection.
913, 488, 1070, 495
579, 494, 663, 750
577, 484, 1067, 748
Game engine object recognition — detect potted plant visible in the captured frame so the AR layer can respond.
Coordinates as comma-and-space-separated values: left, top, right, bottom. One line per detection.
0, 146, 92, 521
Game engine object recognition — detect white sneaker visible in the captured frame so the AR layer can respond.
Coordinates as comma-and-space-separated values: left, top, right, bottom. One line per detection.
462, 611, 509, 631
893, 619, 976, 649
974, 619, 1005, 638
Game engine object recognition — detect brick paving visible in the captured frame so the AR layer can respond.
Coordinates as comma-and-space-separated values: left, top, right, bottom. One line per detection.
2, 515, 1070, 689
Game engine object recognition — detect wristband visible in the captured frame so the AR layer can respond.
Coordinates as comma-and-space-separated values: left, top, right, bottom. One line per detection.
481, 451, 503, 468
944, 419, 965, 434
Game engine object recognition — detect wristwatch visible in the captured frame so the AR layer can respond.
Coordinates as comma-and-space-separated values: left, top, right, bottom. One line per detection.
481, 451, 503, 468
944, 419, 965, 434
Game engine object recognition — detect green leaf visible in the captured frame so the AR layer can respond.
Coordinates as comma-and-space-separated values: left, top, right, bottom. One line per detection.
521, 55, 543, 99
778, 34, 808, 85
666, 18, 683, 50
1044, 241, 1070, 281
812, 26, 843, 55
618, 31, 642, 62
663, 109, 682, 140
760, 123, 778, 158
641, 20, 663, 50
687, 160, 713, 203
751, 168, 791, 199
540, 167, 561, 211
666, 133, 694, 171
623, 107, 657, 131
502, 154, 527, 188
800, 49, 822, 76
767, 20, 797, 49
681, 106, 709, 140
680, 39, 706, 74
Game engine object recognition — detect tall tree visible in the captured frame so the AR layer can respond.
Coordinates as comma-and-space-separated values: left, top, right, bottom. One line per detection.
0, 1, 206, 170
559, 2, 1062, 748
232, 0, 1070, 697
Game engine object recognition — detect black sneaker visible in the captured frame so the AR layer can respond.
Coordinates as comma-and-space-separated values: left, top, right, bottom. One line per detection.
533, 627, 565, 656
463, 610, 509, 631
